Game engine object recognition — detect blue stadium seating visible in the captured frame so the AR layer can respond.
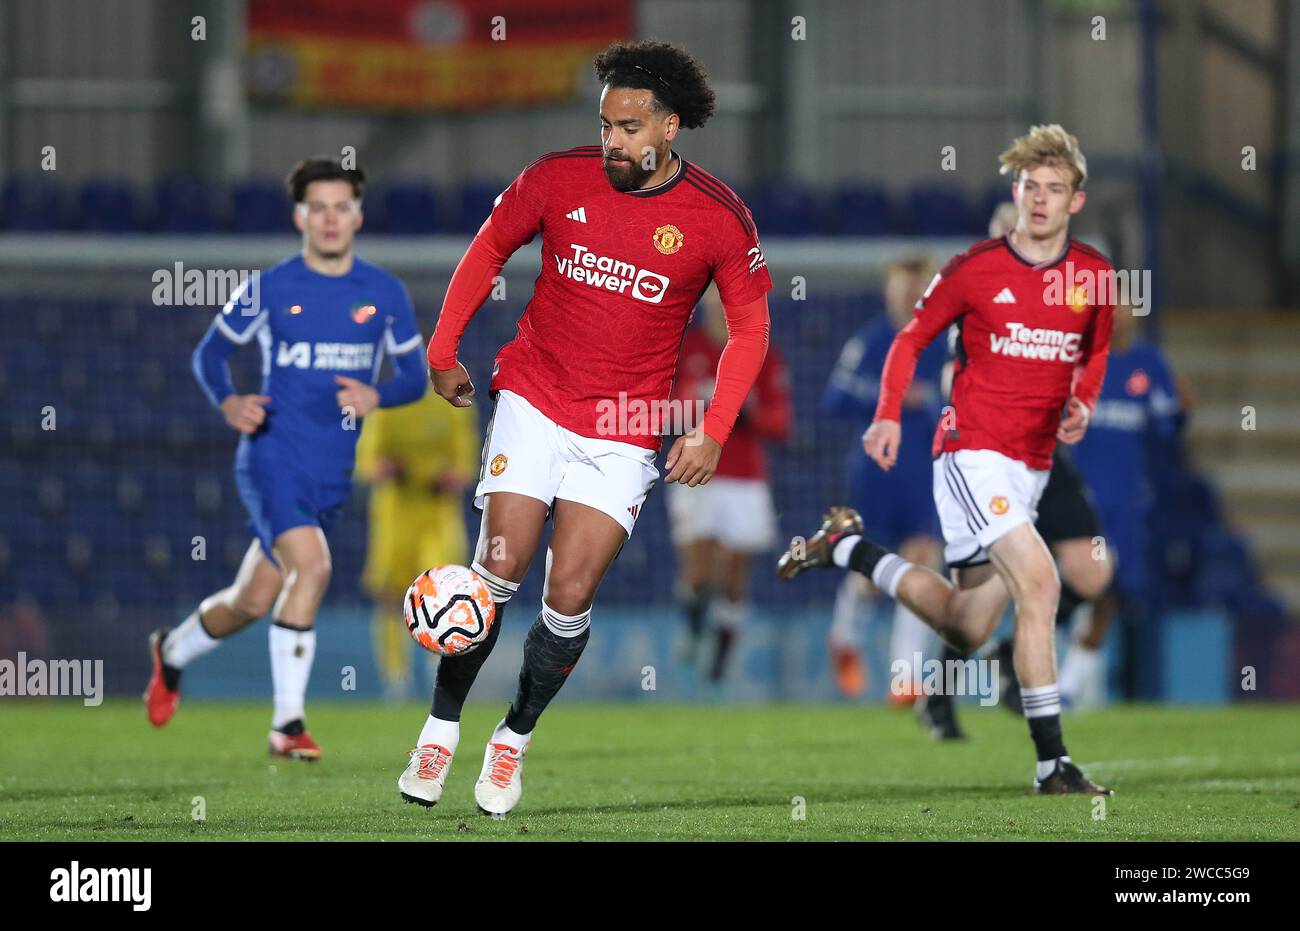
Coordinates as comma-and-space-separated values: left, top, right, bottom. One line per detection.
0, 284, 1282, 642
452, 180, 506, 234
902, 184, 975, 236
378, 183, 440, 234
832, 184, 896, 236
78, 180, 140, 233
229, 179, 290, 233
742, 180, 824, 236
155, 177, 218, 233
2, 176, 64, 231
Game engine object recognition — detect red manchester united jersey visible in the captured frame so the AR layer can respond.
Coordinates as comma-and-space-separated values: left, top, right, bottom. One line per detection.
876, 236, 1114, 471
485, 146, 773, 450
671, 326, 791, 479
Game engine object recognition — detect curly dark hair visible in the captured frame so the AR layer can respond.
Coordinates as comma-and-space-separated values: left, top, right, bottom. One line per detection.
285, 157, 366, 204
593, 40, 716, 130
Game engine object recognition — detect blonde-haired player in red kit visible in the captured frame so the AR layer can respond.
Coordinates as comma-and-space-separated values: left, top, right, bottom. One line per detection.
780, 124, 1115, 795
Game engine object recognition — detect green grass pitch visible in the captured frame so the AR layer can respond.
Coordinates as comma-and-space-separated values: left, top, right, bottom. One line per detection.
1, 701, 1295, 841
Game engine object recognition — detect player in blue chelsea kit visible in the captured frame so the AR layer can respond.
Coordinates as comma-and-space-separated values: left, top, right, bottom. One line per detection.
821, 256, 948, 700
1059, 304, 1180, 704
143, 158, 427, 759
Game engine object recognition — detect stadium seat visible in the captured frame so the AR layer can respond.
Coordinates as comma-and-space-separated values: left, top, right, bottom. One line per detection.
902, 184, 975, 236
154, 177, 217, 233
452, 180, 506, 234
831, 184, 897, 236
78, 180, 141, 233
230, 179, 290, 233
379, 183, 440, 234
743, 180, 824, 236
2, 176, 65, 231
976, 184, 1014, 233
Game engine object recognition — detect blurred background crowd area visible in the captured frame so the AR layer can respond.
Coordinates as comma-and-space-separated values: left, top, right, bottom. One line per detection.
0, 0, 1295, 702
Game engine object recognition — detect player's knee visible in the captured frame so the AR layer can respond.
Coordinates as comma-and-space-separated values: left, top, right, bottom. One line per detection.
544, 572, 596, 617
1074, 554, 1113, 601
1023, 574, 1061, 621
290, 553, 332, 593
232, 588, 276, 621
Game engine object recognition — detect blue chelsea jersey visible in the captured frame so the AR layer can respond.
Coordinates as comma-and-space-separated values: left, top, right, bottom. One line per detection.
824, 315, 948, 457
214, 255, 422, 479
1069, 340, 1180, 511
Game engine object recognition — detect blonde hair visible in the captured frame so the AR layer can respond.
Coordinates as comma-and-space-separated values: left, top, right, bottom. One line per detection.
998, 124, 1088, 190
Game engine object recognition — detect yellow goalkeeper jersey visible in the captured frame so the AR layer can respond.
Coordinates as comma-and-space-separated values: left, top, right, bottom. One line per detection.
355, 390, 480, 598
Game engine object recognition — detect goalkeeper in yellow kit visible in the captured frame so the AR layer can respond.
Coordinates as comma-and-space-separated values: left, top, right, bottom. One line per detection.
355, 390, 480, 698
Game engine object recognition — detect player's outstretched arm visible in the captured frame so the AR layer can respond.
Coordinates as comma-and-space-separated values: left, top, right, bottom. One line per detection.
666, 294, 770, 486
425, 219, 515, 407
869, 260, 968, 468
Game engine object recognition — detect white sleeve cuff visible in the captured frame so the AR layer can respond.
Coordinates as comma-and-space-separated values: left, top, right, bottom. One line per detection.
214, 310, 267, 345
387, 331, 422, 354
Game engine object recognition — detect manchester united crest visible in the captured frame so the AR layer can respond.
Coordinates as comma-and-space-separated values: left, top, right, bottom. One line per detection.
652, 224, 684, 255
1066, 286, 1089, 314
989, 496, 1009, 516
490, 454, 508, 477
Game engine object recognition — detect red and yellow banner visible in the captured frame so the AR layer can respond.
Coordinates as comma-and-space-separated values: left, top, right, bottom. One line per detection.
247, 0, 632, 111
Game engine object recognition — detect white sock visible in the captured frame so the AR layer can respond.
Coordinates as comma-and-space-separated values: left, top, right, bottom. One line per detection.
540, 601, 591, 638
889, 601, 932, 689
471, 561, 520, 605
417, 715, 460, 753
831, 535, 862, 567
1059, 643, 1100, 702
162, 610, 221, 669
1036, 755, 1071, 781
870, 554, 913, 599
269, 623, 316, 729
491, 718, 531, 751
711, 598, 745, 632
1021, 683, 1062, 719
829, 576, 870, 648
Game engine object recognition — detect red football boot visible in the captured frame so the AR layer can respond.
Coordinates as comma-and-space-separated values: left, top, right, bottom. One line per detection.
143, 628, 181, 727
268, 728, 322, 761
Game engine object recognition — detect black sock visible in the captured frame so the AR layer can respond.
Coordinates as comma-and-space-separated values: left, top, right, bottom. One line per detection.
276, 718, 305, 736
431, 602, 505, 722
927, 644, 965, 709
161, 657, 182, 692
1055, 582, 1084, 624
680, 586, 711, 638
504, 611, 589, 735
1028, 714, 1068, 762
846, 537, 890, 578
709, 627, 737, 683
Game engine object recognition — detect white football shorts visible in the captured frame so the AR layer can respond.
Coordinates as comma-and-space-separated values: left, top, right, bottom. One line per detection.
932, 448, 1050, 568
665, 476, 779, 552
475, 390, 659, 537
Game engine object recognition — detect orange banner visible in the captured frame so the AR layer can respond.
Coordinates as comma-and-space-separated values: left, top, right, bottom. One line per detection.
247, 0, 632, 111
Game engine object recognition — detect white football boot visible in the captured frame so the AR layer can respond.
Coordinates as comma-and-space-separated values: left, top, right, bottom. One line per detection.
398, 744, 455, 807
474, 738, 528, 817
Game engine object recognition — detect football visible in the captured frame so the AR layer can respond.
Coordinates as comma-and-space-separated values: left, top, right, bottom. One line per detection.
403, 565, 497, 656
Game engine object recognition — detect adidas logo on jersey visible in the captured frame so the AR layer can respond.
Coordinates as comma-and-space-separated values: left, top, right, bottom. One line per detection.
992, 288, 1016, 304
565, 207, 588, 223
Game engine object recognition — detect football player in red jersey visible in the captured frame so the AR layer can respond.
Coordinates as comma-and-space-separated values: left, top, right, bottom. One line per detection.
399, 41, 773, 815
780, 125, 1115, 795
668, 285, 791, 690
